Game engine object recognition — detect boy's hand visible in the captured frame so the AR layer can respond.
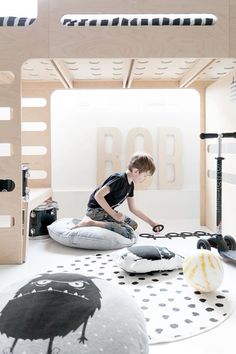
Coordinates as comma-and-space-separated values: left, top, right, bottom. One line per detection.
113, 211, 125, 222
152, 224, 164, 233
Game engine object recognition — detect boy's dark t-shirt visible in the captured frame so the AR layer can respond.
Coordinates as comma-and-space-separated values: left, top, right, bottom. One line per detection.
88, 172, 134, 209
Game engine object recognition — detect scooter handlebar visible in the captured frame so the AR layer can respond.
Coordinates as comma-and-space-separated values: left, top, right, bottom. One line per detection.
222, 132, 236, 138
200, 132, 236, 139
200, 133, 218, 139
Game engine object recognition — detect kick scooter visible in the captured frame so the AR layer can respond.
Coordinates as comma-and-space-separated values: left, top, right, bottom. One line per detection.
197, 132, 236, 263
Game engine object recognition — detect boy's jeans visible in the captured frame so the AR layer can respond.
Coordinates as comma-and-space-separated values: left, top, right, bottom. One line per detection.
86, 207, 138, 239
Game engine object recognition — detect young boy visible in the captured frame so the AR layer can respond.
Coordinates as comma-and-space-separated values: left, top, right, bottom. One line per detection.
72, 152, 161, 239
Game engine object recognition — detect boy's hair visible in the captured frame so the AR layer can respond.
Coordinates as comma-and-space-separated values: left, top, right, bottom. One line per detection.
128, 153, 156, 175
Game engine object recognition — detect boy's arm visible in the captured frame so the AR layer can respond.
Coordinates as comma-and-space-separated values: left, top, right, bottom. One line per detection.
127, 197, 160, 229
95, 185, 124, 222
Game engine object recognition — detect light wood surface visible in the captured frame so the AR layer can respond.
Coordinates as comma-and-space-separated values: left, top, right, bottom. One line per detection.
126, 128, 153, 190
1, 0, 236, 263
48, 0, 229, 58
22, 188, 52, 262
96, 127, 122, 184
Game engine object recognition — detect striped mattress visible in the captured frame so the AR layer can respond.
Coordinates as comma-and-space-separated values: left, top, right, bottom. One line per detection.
0, 14, 217, 27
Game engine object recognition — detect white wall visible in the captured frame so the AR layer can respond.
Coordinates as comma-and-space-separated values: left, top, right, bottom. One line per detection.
51, 89, 200, 221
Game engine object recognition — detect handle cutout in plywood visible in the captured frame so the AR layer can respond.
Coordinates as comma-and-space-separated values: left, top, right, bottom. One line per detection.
0, 71, 15, 84
21, 98, 47, 108
22, 146, 47, 156
21, 122, 47, 131
0, 215, 14, 228
29, 170, 47, 179
0, 143, 13, 156
61, 14, 217, 27
0, 107, 12, 120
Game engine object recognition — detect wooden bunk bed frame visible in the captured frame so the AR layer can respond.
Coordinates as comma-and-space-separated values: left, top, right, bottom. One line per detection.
1, 0, 236, 264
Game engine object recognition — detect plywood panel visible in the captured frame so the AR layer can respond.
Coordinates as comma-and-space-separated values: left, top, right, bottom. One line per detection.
0, 73, 22, 263
49, 0, 229, 58
0, 0, 235, 264
22, 132, 50, 145
21, 82, 59, 188
22, 108, 51, 122
0, 192, 21, 211
0, 122, 22, 140
0, 0, 49, 63
0, 233, 22, 264
132, 81, 179, 89
0, 157, 21, 176
190, 82, 211, 226
0, 79, 21, 106
229, 0, 236, 56
73, 81, 122, 89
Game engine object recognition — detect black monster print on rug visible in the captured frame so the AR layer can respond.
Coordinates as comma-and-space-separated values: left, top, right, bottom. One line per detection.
45, 253, 235, 345
0, 273, 101, 352
0, 272, 148, 354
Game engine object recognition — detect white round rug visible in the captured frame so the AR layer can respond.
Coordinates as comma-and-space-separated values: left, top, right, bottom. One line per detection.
46, 252, 235, 344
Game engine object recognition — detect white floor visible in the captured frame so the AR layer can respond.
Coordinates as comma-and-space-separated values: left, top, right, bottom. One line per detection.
0, 219, 236, 354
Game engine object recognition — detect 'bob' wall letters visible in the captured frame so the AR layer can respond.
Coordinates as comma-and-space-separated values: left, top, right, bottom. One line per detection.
97, 127, 183, 190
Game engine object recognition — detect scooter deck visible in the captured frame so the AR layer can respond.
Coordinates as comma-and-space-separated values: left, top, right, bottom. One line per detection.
219, 250, 236, 262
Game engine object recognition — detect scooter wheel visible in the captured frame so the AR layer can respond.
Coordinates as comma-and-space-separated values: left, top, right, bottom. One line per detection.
197, 239, 211, 250
223, 235, 236, 250
207, 236, 218, 248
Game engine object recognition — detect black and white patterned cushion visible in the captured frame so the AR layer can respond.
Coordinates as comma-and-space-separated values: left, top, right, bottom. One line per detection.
112, 244, 184, 273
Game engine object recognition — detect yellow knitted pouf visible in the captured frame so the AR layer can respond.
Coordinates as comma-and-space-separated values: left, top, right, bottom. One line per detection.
183, 249, 224, 292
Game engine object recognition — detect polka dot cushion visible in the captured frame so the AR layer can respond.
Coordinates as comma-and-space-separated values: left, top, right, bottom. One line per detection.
0, 273, 148, 354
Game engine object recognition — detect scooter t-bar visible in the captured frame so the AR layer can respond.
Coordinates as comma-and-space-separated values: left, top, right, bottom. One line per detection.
200, 132, 236, 139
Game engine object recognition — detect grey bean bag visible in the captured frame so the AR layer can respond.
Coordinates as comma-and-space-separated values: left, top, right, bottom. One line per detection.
47, 218, 137, 250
